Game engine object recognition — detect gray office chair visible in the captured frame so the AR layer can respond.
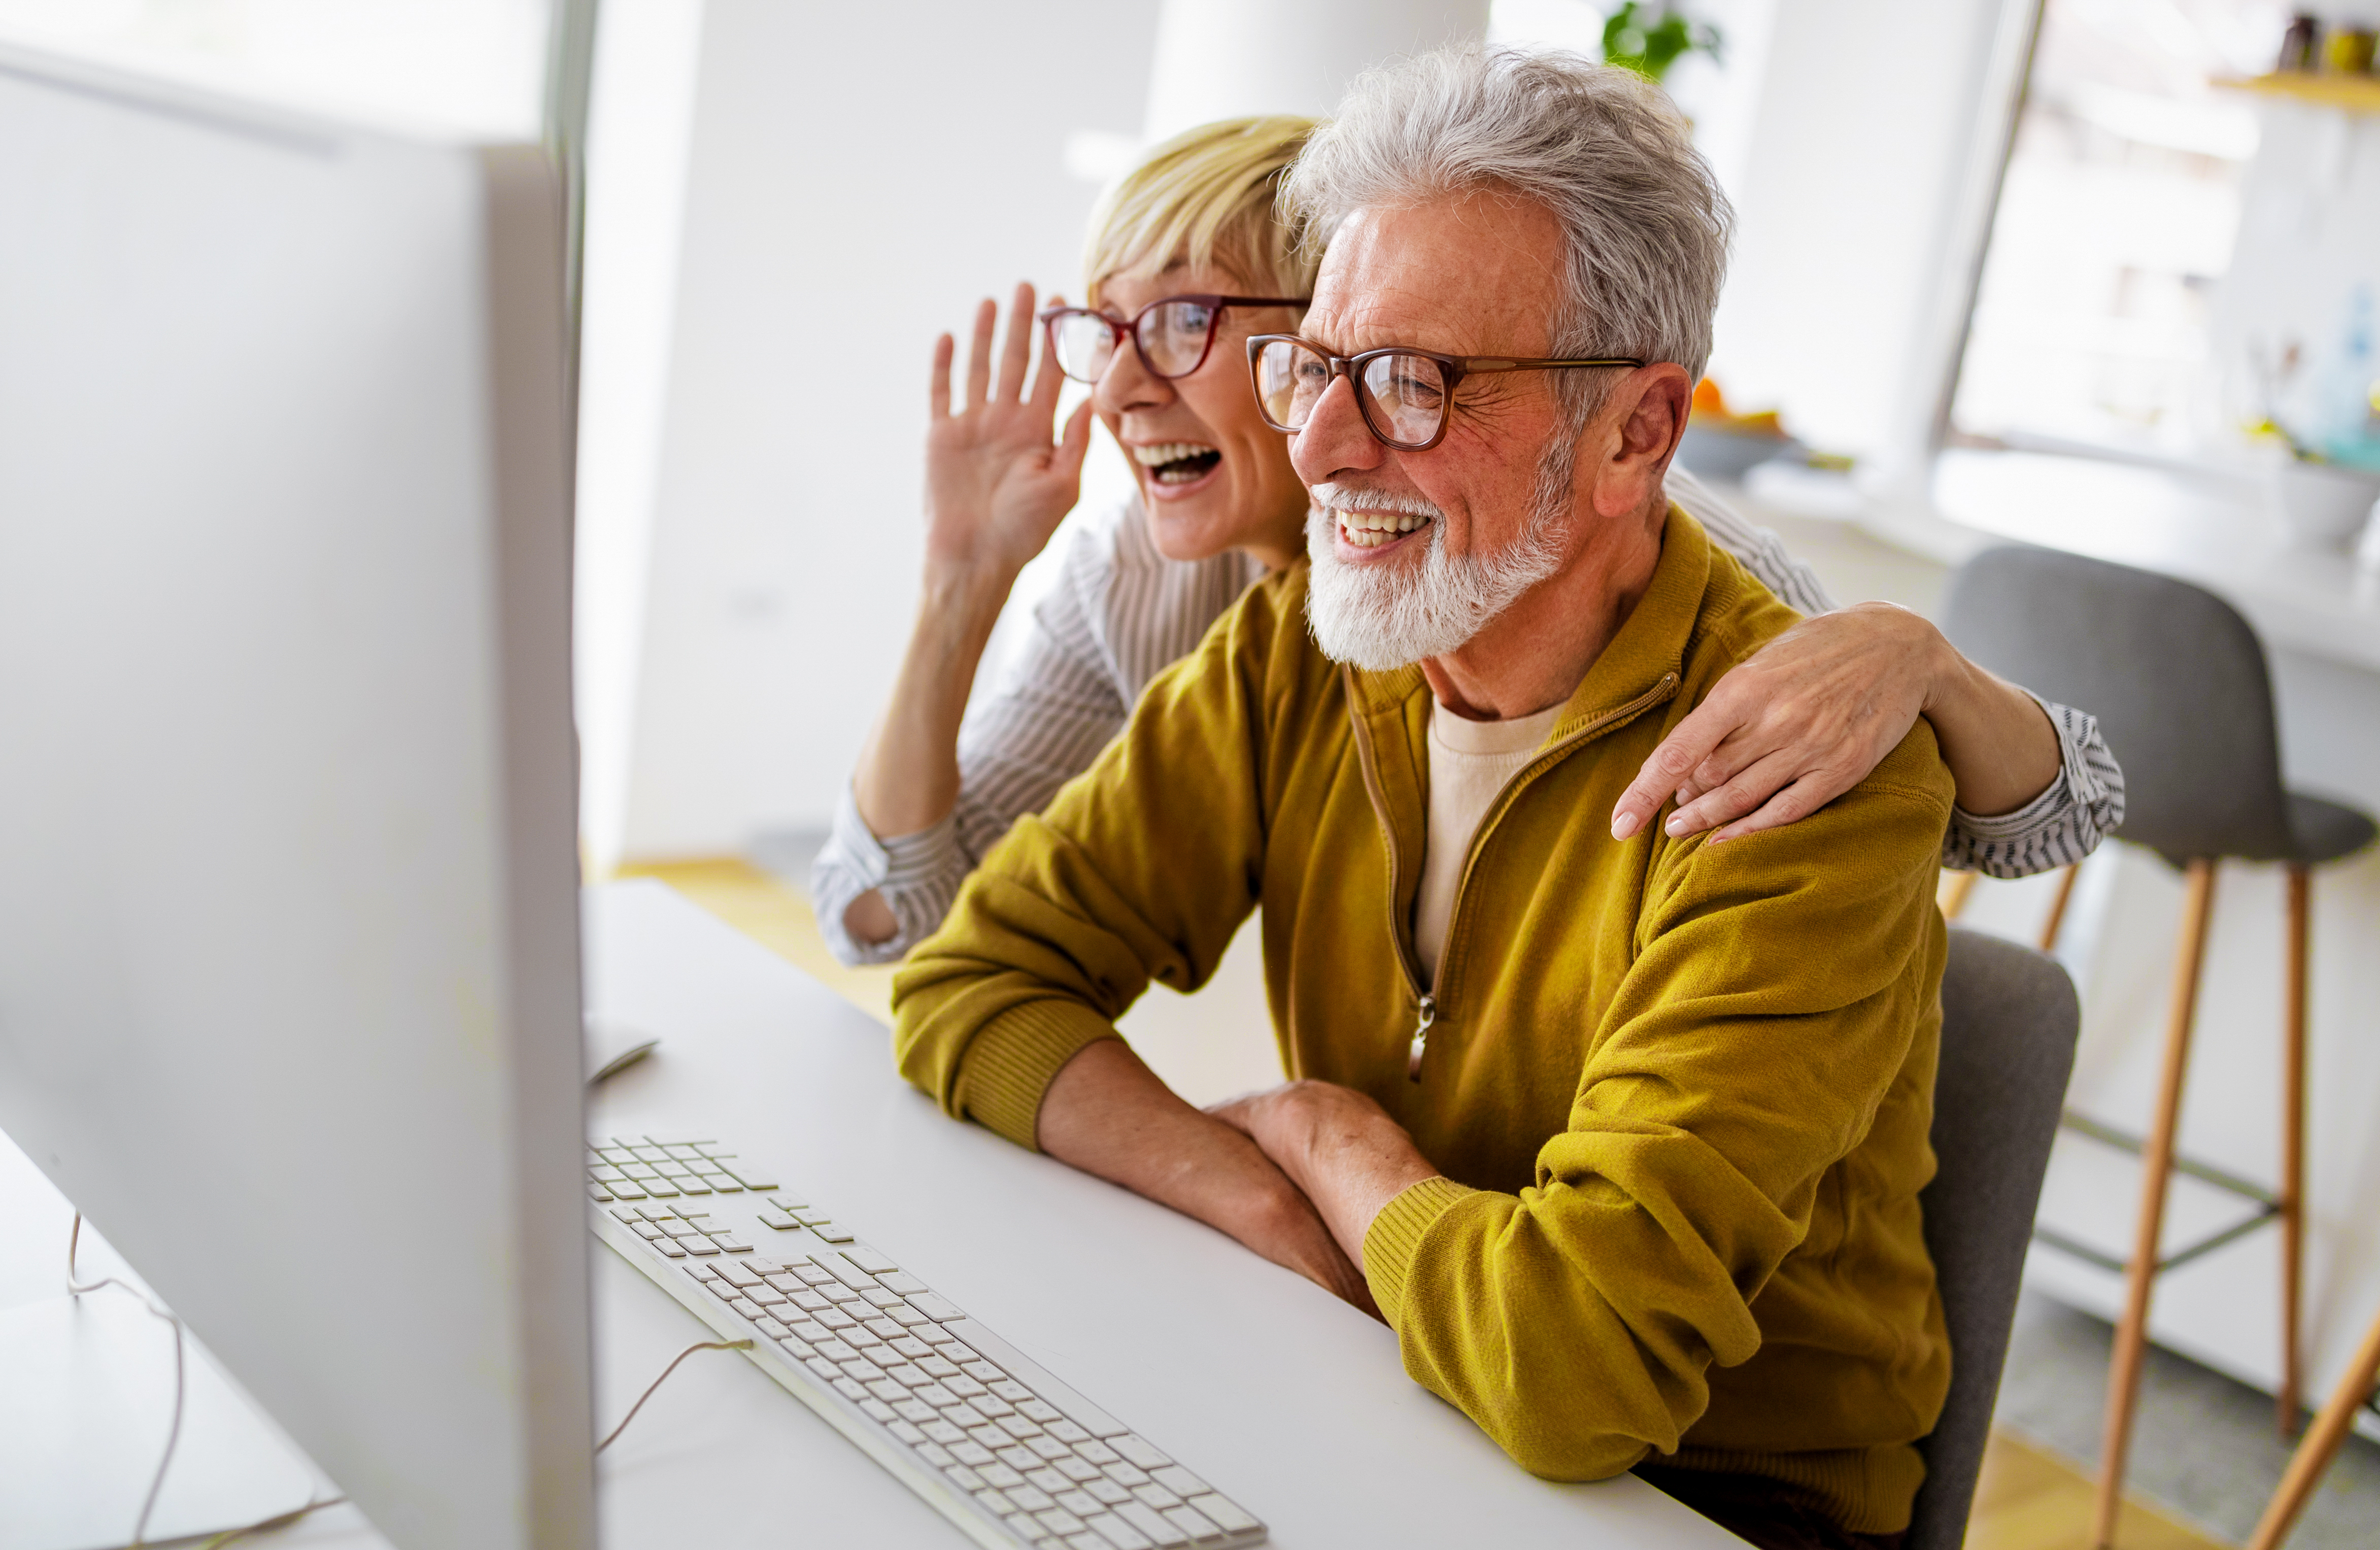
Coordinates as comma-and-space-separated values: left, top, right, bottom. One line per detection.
1940, 546, 2375, 1546
1907, 926, 2081, 1550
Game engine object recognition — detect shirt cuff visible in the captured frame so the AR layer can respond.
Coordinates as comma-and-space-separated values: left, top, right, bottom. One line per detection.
949, 999, 1121, 1151
1361, 1175, 1477, 1327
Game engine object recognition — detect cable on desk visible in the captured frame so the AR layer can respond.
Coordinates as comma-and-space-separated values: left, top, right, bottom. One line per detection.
598, 1338, 754, 1453
69, 1212, 186, 1547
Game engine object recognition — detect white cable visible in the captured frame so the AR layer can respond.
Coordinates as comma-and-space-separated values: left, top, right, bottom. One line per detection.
67, 1213, 185, 1547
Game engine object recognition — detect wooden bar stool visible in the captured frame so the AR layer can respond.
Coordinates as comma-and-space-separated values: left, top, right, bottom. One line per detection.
1939, 548, 2376, 1550
2245, 1304, 2380, 1549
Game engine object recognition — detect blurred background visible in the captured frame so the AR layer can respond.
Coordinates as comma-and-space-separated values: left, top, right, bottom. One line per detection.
6, 2, 2380, 1544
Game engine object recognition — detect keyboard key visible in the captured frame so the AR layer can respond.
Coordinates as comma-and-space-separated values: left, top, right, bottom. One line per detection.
711, 1235, 751, 1253
607, 1181, 648, 1200
838, 1244, 894, 1273
715, 1260, 761, 1288
974, 1487, 1014, 1514
1111, 1436, 1171, 1470
792, 1264, 834, 1287
1101, 1463, 1150, 1488
838, 1360, 883, 1383
813, 1340, 857, 1363
1048, 1420, 1091, 1444
906, 1292, 964, 1321
894, 1398, 937, 1423
944, 1464, 985, 1491
879, 1271, 927, 1295
754, 1317, 790, 1340
915, 1442, 955, 1468
1007, 1486, 1056, 1512
978, 1462, 1025, 1489
672, 1177, 709, 1195
860, 1399, 897, 1423
1016, 1398, 1063, 1424
843, 1326, 885, 1349
862, 1319, 905, 1341
654, 1239, 687, 1258
1075, 1439, 1121, 1466
970, 1425, 1012, 1450
1027, 1437, 1074, 1462
815, 1308, 857, 1331
1057, 1490, 1104, 1516
999, 1416, 1044, 1440
941, 1402, 987, 1428
957, 1391, 1003, 1418
922, 1421, 968, 1445
888, 1305, 933, 1328
996, 1446, 1039, 1472
682, 1237, 718, 1255
1053, 1457, 1101, 1484
1035, 1509, 1087, 1536
832, 1377, 868, 1401
1183, 1496, 1254, 1535
587, 1185, 614, 1202
888, 1420, 926, 1445
632, 1223, 664, 1240
784, 1321, 828, 1344
990, 1379, 1033, 1402
1160, 1506, 1221, 1544
1114, 1502, 1189, 1547
1132, 1485, 1182, 1511
810, 1223, 856, 1242
723, 1163, 779, 1190
892, 1337, 935, 1362
867, 1380, 906, 1404
1085, 1515, 1155, 1550
726, 1297, 762, 1320
1148, 1468, 1205, 1498
858, 1287, 903, 1309
1002, 1516, 1040, 1543
756, 1207, 799, 1231
746, 1287, 788, 1307
803, 1357, 839, 1381
640, 1179, 681, 1198
950, 1441, 998, 1467
1085, 1478, 1131, 1506
699, 1173, 742, 1192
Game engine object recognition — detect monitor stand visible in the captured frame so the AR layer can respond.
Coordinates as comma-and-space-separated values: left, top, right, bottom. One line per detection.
0, 1291, 325, 1550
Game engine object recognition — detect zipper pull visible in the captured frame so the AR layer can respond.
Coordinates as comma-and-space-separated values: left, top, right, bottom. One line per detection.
1407, 994, 1436, 1081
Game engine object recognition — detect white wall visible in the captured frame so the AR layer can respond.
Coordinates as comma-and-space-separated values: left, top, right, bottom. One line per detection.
617, 1, 1163, 859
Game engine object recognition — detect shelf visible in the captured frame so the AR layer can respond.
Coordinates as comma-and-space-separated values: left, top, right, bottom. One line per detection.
2215, 71, 2380, 114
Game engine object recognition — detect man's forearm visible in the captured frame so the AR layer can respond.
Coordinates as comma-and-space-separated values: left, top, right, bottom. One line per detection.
1923, 647, 2063, 819
1036, 1039, 1376, 1311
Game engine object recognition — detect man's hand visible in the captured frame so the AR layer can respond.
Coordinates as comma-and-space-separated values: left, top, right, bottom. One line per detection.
1609, 602, 2067, 845
1036, 1040, 1379, 1316
1207, 1082, 1442, 1276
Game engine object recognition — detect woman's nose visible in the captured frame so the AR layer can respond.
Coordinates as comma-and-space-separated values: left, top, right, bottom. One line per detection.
1094, 340, 1172, 415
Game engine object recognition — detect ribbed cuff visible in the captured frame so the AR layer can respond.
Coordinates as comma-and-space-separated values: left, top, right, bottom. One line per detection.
1361, 1175, 1475, 1326
951, 999, 1121, 1151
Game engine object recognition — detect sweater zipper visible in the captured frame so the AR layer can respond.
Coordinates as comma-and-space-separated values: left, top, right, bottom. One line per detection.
1348, 668, 1681, 1083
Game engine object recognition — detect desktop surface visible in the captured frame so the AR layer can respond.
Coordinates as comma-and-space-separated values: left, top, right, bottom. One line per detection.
0, 881, 1742, 1547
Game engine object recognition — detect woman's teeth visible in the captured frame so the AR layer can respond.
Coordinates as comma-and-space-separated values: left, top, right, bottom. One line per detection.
1132, 441, 1222, 486
1338, 511, 1431, 548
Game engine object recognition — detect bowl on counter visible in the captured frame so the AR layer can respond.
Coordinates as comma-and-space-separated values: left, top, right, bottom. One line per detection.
2267, 459, 2380, 551
1677, 423, 1800, 483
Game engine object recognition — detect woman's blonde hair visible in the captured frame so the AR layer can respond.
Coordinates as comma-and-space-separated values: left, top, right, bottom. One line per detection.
1083, 116, 1320, 306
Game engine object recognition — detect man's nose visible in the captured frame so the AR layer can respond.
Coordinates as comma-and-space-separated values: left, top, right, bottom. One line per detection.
1288, 371, 1385, 486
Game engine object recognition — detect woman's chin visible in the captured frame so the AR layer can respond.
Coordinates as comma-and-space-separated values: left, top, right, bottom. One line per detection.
1141, 483, 1241, 563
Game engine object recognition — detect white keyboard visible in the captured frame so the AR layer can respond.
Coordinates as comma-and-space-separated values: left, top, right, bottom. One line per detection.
588, 1134, 1268, 1550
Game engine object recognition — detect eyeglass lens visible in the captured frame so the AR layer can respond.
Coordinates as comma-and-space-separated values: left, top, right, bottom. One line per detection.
1048, 299, 1220, 383
1254, 340, 1451, 448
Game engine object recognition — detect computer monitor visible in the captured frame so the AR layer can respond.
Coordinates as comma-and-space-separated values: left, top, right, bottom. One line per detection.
0, 39, 593, 1549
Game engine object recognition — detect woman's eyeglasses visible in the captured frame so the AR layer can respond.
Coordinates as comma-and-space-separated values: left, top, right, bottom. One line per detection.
1245, 334, 1644, 452
1038, 294, 1309, 385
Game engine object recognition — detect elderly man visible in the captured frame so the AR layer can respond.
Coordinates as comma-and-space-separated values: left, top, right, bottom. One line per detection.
895, 48, 1949, 1550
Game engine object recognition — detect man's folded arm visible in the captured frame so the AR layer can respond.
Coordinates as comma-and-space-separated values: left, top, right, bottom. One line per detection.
892, 579, 1304, 1145
1359, 779, 1950, 1480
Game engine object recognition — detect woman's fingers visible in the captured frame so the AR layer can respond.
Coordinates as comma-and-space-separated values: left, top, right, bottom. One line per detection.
1706, 765, 1854, 844
964, 296, 997, 410
1051, 398, 1095, 479
927, 331, 955, 421
1027, 293, 1068, 416
995, 281, 1036, 406
1612, 701, 1731, 839
1664, 746, 1810, 837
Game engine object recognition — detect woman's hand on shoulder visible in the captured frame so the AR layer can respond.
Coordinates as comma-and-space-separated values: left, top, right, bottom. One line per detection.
1611, 601, 1946, 845
923, 281, 1096, 587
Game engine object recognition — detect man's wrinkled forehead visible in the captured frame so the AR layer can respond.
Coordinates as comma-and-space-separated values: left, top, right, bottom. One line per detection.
1306, 192, 1568, 357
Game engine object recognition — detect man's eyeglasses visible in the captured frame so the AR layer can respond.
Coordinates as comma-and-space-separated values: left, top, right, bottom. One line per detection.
1245, 335, 1644, 452
1039, 294, 1309, 385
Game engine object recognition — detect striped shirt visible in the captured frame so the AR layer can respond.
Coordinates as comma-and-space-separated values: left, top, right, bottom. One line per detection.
811, 467, 2126, 964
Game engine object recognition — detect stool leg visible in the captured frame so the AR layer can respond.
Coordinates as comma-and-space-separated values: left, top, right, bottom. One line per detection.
2039, 863, 2081, 953
2093, 857, 2218, 1550
1942, 870, 1979, 920
2246, 1303, 2380, 1550
2279, 864, 2309, 1432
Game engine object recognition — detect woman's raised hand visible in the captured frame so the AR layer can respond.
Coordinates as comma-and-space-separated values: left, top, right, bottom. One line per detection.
923, 281, 1097, 583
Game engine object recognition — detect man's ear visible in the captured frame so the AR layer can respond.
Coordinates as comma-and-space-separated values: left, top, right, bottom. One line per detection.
1591, 363, 1693, 519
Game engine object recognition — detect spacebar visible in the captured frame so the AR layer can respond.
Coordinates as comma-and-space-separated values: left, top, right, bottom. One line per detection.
942, 1320, 1129, 1439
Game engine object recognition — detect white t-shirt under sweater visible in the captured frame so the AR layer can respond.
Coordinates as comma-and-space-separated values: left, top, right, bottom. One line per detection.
1415, 700, 1569, 986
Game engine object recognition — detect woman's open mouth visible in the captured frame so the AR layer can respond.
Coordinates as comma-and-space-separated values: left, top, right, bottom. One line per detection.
1132, 441, 1222, 488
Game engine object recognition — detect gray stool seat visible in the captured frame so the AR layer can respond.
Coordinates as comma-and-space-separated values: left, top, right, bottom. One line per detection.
2286, 793, 2377, 867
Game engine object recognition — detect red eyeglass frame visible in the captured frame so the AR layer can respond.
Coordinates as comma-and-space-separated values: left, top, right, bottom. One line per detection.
1037, 294, 1310, 383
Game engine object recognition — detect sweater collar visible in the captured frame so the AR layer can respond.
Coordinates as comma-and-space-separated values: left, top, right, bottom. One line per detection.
1342, 502, 1708, 735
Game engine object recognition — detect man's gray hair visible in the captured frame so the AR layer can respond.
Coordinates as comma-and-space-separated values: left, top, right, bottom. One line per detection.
1284, 45, 1732, 387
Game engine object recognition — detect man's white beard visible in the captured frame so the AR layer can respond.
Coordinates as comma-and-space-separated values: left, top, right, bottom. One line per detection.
1303, 444, 1574, 671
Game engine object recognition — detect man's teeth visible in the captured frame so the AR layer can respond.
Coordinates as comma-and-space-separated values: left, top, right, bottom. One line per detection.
1132, 442, 1221, 485
1338, 511, 1431, 548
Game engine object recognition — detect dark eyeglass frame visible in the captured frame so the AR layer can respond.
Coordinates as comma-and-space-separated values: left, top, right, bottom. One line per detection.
1037, 294, 1311, 384
1244, 334, 1646, 451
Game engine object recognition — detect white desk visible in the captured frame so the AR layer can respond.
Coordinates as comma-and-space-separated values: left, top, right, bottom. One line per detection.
0, 880, 1738, 1548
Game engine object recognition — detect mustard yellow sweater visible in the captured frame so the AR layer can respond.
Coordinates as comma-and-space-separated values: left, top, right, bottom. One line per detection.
893, 512, 1954, 1533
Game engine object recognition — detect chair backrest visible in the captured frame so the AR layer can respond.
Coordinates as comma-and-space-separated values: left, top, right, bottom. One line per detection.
1908, 927, 2081, 1550
1940, 546, 2294, 862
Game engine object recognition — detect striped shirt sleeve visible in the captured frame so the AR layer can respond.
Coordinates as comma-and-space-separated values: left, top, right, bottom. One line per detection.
1665, 467, 2125, 877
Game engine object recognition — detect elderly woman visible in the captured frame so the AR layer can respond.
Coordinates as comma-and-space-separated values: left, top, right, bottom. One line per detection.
811, 116, 2120, 965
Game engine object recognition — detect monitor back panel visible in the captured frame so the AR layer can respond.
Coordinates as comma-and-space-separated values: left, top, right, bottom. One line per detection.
0, 44, 591, 1549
